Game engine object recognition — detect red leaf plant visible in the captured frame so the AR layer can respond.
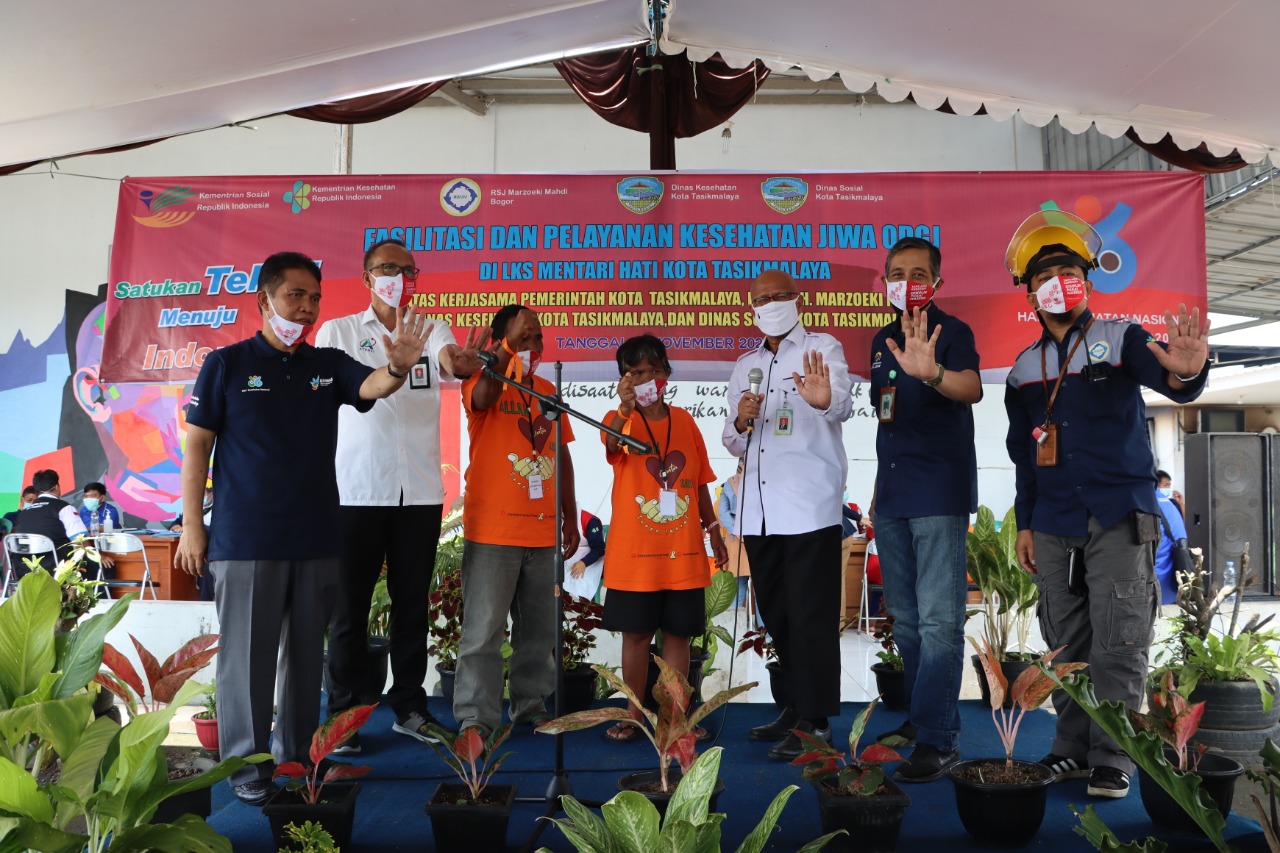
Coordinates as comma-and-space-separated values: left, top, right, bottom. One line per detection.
273, 705, 376, 805
973, 639, 1088, 770
1131, 671, 1209, 771
93, 633, 220, 715
792, 697, 903, 795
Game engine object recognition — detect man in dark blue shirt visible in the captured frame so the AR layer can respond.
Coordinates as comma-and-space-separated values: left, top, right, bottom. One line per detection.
868, 237, 982, 782
175, 251, 430, 806
1003, 210, 1209, 799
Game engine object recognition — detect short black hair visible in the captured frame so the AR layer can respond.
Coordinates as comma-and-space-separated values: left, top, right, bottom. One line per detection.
1022, 243, 1092, 286
258, 251, 322, 297
885, 237, 941, 279
491, 304, 529, 339
20, 486, 37, 499
363, 238, 408, 271
82, 482, 107, 496
31, 469, 59, 493
616, 334, 672, 376
1156, 469, 1172, 482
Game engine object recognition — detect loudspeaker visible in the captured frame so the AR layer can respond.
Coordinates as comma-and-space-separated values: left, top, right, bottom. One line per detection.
1184, 433, 1271, 594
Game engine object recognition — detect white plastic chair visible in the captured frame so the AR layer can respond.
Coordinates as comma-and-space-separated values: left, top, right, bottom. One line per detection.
94, 532, 157, 600
3, 532, 58, 597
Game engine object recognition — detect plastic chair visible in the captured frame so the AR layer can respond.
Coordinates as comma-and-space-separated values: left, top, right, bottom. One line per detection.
95, 532, 157, 600
3, 532, 57, 597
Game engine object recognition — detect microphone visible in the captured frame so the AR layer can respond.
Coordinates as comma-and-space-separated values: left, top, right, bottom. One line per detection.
476, 350, 498, 368
746, 367, 764, 429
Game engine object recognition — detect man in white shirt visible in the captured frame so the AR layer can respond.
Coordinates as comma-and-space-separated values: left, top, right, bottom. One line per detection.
722, 269, 853, 760
318, 238, 487, 752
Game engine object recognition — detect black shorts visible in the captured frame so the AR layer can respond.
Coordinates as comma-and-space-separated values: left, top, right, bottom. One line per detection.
602, 587, 705, 637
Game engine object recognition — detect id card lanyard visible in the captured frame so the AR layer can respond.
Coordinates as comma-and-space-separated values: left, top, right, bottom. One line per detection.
637, 406, 680, 517
1035, 318, 1093, 467
518, 386, 545, 499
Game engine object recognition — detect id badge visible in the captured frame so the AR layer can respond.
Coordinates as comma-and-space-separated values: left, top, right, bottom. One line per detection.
659, 488, 678, 517
878, 388, 896, 423
774, 408, 794, 436
1035, 424, 1058, 467
409, 355, 432, 389
527, 472, 545, 500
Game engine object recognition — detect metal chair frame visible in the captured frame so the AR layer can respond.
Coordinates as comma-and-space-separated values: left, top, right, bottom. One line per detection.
2, 532, 58, 598
94, 532, 157, 600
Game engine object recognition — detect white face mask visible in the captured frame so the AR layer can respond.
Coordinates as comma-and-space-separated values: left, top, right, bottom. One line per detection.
634, 378, 667, 407
754, 299, 800, 337
371, 274, 415, 309
266, 292, 311, 347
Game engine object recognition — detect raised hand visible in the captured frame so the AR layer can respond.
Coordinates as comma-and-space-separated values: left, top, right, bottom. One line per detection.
383, 307, 432, 374
452, 327, 492, 376
617, 373, 637, 416
792, 349, 832, 411
1148, 303, 1210, 380
885, 307, 942, 381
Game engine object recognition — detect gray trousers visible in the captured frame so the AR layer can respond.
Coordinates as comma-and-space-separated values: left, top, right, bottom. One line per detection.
1032, 515, 1158, 774
452, 540, 556, 731
211, 558, 339, 786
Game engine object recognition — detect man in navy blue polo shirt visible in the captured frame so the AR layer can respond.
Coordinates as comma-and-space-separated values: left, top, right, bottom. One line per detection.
175, 250, 431, 806
867, 237, 982, 782
1003, 210, 1210, 799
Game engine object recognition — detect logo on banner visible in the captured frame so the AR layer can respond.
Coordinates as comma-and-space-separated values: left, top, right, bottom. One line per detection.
132, 186, 197, 228
283, 181, 312, 214
441, 179, 481, 216
617, 177, 663, 214
761, 178, 808, 214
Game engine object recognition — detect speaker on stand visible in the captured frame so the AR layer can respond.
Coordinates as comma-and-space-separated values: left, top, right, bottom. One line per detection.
1183, 432, 1272, 596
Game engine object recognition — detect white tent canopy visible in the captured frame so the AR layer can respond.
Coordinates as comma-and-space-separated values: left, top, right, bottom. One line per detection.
4, 0, 1278, 169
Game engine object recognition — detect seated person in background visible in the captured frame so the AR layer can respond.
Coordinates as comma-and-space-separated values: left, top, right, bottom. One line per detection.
169, 481, 214, 534
717, 458, 750, 606
79, 482, 122, 533
12, 470, 87, 570
564, 508, 606, 602
2, 486, 38, 535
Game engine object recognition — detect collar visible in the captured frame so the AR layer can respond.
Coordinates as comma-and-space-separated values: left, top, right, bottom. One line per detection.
1038, 307, 1094, 346
37, 492, 58, 500
762, 322, 809, 354
249, 331, 318, 360
890, 301, 949, 334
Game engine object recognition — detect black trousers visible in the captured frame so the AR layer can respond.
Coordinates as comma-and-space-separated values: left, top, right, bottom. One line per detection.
326, 503, 442, 720
744, 525, 843, 720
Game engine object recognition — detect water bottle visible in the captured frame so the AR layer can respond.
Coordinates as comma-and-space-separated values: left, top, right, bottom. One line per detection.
103, 513, 113, 533
89, 512, 100, 537
1223, 560, 1238, 608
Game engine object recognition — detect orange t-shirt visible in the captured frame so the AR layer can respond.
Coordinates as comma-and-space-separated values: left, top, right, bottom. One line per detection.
462, 374, 575, 547
602, 405, 714, 592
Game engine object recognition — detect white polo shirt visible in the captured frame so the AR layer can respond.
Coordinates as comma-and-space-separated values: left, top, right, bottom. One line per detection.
316, 306, 458, 506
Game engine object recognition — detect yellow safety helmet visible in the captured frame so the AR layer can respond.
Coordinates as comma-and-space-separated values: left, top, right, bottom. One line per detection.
1005, 209, 1103, 286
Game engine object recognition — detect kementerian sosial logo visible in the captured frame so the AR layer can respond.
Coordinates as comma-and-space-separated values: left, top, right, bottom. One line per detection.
617, 177, 663, 214
132, 186, 197, 228
440, 179, 481, 216
283, 181, 312, 214
762, 178, 809, 214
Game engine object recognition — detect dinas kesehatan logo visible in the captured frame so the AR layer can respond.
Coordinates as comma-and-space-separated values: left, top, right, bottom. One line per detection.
132, 186, 197, 228
283, 181, 312, 214
761, 177, 808, 214
617, 177, 663, 214
440, 179, 481, 216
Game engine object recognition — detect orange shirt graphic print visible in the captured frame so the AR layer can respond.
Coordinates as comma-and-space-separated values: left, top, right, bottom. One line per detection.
635, 450, 690, 530
507, 411, 555, 487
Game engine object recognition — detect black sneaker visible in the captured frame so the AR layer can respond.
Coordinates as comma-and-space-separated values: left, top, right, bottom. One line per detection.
232, 778, 276, 806
749, 706, 799, 742
331, 731, 361, 755
1087, 766, 1130, 799
876, 720, 918, 748
767, 719, 830, 760
1039, 752, 1089, 781
894, 744, 960, 783
393, 710, 442, 744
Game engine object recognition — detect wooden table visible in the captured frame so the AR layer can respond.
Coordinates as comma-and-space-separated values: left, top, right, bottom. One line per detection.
99, 535, 198, 601
842, 538, 869, 630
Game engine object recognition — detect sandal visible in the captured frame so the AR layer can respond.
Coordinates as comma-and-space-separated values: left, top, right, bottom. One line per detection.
605, 722, 641, 743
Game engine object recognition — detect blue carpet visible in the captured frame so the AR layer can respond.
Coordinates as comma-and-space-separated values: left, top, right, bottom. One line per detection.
207, 699, 1266, 851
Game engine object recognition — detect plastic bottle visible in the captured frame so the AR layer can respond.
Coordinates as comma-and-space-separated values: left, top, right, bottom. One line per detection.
1223, 559, 1238, 608
103, 512, 113, 533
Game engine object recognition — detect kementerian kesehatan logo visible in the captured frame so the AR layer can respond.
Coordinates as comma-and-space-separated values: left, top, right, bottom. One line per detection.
440, 179, 481, 216
283, 181, 312, 214
617, 177, 663, 214
761, 177, 809, 214
132, 186, 197, 228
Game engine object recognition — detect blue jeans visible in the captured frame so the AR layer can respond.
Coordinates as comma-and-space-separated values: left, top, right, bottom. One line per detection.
875, 515, 968, 752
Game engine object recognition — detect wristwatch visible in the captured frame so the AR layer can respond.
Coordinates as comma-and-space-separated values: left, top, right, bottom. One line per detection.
924, 363, 945, 387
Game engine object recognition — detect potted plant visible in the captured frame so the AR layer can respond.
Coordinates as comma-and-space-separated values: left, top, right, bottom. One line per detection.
947, 641, 1085, 847
737, 627, 783, 707
264, 705, 376, 850
25, 539, 107, 633
539, 747, 846, 853
869, 607, 907, 712
193, 682, 219, 753
646, 569, 738, 707
557, 591, 605, 713
1246, 737, 1280, 850
537, 656, 755, 814
428, 528, 466, 702
792, 697, 910, 851
281, 820, 340, 852
422, 722, 517, 852
964, 506, 1040, 708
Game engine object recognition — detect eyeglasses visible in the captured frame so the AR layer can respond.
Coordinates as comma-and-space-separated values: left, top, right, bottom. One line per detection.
367, 263, 420, 280
750, 291, 800, 309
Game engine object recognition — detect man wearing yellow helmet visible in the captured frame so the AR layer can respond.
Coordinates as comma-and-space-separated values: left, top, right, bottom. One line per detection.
1002, 210, 1210, 800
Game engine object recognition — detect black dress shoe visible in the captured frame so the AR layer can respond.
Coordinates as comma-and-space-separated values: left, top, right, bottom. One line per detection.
748, 706, 799, 742
768, 719, 831, 760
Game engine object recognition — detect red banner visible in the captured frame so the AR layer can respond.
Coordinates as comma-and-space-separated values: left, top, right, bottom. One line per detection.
103, 172, 1205, 383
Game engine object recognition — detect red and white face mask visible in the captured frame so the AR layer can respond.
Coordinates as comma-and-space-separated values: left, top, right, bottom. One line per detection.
634, 378, 668, 407
885, 279, 936, 311
266, 293, 312, 346
371, 273, 416, 309
1035, 275, 1087, 315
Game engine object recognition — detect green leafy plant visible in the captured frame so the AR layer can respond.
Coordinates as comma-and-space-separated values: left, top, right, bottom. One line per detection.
93, 632, 220, 715
368, 571, 391, 639
1130, 671, 1207, 772
282, 820, 340, 852
193, 680, 217, 721
1071, 804, 1169, 852
871, 607, 903, 670
22, 535, 107, 625
562, 592, 604, 671
537, 657, 756, 792
425, 723, 515, 803
792, 697, 902, 795
274, 705, 376, 805
689, 570, 738, 672
535, 746, 844, 853
965, 505, 1039, 661
972, 639, 1085, 770
1246, 737, 1280, 851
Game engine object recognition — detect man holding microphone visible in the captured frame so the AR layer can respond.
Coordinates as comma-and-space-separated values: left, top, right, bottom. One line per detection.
722, 269, 853, 760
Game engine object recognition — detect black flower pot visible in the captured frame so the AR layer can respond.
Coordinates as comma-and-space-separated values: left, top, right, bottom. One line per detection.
617, 768, 725, 818
263, 781, 361, 850
971, 654, 1036, 710
424, 782, 516, 852
811, 775, 911, 852
948, 759, 1053, 846
1189, 676, 1280, 731
871, 663, 908, 712
1138, 749, 1243, 834
436, 662, 456, 706
551, 665, 599, 715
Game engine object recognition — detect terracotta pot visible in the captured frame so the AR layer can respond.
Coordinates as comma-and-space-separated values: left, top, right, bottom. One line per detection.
193, 715, 219, 752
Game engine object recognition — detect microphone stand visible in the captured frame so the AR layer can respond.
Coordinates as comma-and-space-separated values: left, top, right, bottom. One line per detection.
474, 354, 648, 852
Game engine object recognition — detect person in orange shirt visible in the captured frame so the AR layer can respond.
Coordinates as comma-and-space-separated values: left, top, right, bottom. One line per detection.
454, 305, 580, 735
599, 335, 728, 742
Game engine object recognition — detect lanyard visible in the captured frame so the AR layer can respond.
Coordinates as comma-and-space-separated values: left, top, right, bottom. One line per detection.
1040, 318, 1094, 423
516, 386, 540, 457
636, 406, 673, 489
